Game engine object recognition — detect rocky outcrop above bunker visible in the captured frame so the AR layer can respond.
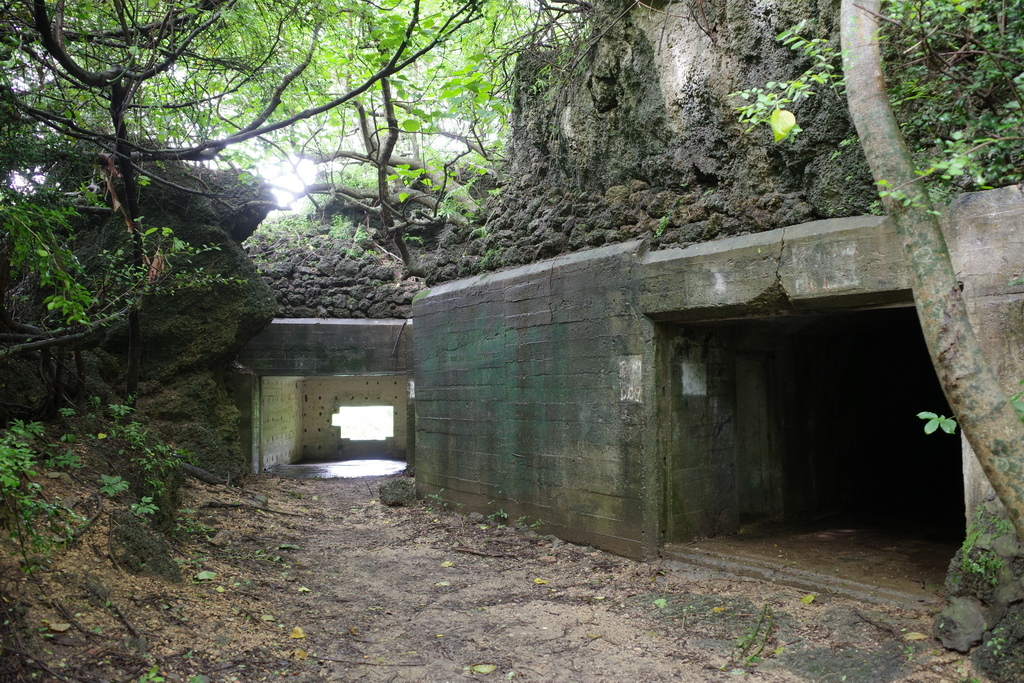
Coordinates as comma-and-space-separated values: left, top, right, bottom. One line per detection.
244, 229, 425, 319
422, 0, 879, 285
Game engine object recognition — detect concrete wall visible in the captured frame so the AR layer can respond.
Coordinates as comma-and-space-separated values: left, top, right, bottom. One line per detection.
238, 318, 413, 376
413, 188, 1024, 557
299, 375, 410, 461
259, 376, 302, 469
943, 188, 1024, 513
413, 242, 659, 557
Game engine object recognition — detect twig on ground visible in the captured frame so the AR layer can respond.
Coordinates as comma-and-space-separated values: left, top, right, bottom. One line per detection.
83, 582, 139, 637
53, 600, 103, 640
181, 463, 229, 485
452, 546, 508, 558
854, 608, 903, 639
315, 655, 424, 666
240, 608, 279, 630
201, 501, 304, 517
4, 645, 83, 681
70, 494, 104, 543
307, 609, 355, 619
106, 523, 126, 576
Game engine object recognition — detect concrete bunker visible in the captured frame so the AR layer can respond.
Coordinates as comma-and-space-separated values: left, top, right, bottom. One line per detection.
411, 187, 1024, 598
659, 306, 964, 546
235, 319, 414, 473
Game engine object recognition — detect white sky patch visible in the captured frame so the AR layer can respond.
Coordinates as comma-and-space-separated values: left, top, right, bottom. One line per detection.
257, 156, 318, 208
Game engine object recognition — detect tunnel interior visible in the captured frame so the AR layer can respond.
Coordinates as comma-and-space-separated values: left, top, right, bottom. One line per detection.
661, 305, 964, 546
258, 373, 412, 472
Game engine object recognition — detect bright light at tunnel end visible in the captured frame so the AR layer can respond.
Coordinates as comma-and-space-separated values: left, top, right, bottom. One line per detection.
331, 406, 394, 441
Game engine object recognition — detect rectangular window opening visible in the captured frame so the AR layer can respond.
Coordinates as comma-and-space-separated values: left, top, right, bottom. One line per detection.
331, 405, 395, 441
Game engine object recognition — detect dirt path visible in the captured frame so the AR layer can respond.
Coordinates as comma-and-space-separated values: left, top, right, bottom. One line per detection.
9, 474, 983, 682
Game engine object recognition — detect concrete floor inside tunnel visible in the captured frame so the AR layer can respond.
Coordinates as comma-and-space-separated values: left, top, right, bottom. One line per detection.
663, 306, 964, 604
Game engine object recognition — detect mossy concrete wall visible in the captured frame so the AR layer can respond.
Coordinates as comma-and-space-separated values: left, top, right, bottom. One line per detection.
412, 188, 1024, 558
413, 242, 659, 557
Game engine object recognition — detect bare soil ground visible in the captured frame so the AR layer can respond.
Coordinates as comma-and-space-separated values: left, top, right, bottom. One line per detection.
3, 473, 986, 682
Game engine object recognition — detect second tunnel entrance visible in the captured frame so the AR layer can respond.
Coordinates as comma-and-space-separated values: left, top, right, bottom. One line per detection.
660, 306, 964, 545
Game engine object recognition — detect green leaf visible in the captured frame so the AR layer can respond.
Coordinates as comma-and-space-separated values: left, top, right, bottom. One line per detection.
400, 119, 422, 132
195, 571, 217, 581
770, 109, 797, 141
471, 664, 497, 674
653, 598, 668, 609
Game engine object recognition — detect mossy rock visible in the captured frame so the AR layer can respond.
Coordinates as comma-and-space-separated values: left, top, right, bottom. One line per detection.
945, 501, 1023, 605
973, 603, 1024, 683
936, 499, 1024, 662
136, 370, 246, 478
379, 478, 416, 507
110, 510, 182, 583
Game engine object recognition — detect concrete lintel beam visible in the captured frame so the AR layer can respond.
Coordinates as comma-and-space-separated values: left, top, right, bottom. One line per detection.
639, 216, 916, 320
639, 229, 786, 321
778, 215, 912, 311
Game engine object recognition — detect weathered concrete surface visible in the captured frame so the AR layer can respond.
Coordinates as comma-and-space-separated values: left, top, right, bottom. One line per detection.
257, 376, 302, 469
237, 318, 413, 376
639, 215, 913, 321
412, 188, 1024, 559
299, 375, 410, 462
413, 241, 658, 558
941, 187, 1024, 515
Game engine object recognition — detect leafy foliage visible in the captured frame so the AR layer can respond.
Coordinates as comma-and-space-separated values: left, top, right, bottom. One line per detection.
885, 0, 1024, 189
99, 402, 185, 526
731, 23, 843, 143
0, 420, 72, 554
917, 411, 958, 435
0, 0, 491, 397
735, 2, 1023, 192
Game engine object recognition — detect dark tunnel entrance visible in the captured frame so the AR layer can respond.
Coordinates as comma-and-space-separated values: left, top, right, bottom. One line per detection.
660, 306, 963, 598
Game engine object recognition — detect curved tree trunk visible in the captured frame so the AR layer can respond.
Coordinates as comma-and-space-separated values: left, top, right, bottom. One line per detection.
840, 0, 1024, 538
